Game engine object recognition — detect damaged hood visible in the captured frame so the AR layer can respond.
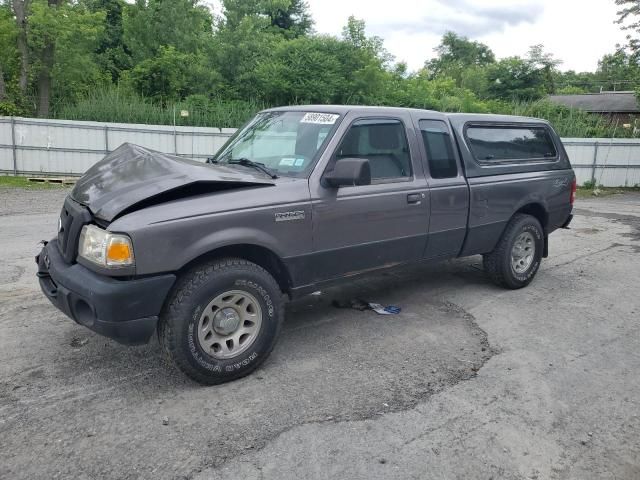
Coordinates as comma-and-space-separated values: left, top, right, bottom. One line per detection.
71, 143, 275, 221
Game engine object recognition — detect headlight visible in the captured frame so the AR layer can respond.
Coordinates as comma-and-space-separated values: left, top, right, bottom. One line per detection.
78, 225, 135, 268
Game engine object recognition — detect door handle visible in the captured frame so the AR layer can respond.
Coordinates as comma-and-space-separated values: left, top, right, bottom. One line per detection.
407, 193, 422, 204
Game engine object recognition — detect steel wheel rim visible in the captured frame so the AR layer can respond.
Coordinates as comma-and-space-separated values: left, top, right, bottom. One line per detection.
197, 290, 263, 360
511, 231, 536, 274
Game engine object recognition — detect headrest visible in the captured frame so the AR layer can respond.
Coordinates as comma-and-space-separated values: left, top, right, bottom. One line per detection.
369, 124, 400, 150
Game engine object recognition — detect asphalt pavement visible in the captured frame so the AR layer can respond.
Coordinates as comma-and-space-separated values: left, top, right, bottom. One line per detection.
0, 186, 638, 480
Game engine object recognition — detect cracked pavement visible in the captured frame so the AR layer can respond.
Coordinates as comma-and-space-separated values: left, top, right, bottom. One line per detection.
0, 187, 639, 480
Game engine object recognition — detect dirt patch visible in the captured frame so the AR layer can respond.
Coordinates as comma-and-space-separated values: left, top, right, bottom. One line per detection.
573, 208, 640, 247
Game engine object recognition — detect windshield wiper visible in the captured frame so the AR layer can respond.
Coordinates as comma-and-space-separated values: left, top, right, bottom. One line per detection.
228, 158, 278, 179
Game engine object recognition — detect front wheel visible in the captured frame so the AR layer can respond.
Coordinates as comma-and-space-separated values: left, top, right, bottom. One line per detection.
159, 258, 284, 385
483, 214, 544, 289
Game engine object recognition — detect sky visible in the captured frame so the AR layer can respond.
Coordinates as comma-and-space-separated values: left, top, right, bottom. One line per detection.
306, 0, 629, 73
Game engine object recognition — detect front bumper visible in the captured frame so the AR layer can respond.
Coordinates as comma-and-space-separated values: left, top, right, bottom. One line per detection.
36, 239, 176, 345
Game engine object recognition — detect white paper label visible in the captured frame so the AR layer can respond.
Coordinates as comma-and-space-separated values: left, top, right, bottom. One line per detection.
301, 112, 339, 125
280, 158, 295, 166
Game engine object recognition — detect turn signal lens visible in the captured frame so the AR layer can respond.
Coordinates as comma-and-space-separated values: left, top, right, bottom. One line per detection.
106, 238, 134, 266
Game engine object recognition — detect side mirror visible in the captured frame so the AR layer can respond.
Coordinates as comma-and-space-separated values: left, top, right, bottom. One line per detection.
323, 158, 371, 188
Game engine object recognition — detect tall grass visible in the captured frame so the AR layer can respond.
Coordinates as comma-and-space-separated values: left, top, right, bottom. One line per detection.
497, 99, 630, 138
54, 87, 635, 139
55, 88, 264, 128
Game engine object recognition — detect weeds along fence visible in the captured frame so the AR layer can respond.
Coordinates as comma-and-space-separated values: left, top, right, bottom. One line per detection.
1, 116, 639, 187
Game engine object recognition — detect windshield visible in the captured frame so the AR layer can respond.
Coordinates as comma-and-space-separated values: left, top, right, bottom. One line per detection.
213, 111, 341, 177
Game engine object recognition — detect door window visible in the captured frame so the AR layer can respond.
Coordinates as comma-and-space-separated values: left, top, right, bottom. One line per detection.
419, 120, 458, 179
336, 119, 411, 180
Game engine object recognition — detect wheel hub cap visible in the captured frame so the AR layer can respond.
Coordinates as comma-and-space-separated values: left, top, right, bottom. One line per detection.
511, 231, 535, 274
197, 290, 263, 360
213, 308, 241, 335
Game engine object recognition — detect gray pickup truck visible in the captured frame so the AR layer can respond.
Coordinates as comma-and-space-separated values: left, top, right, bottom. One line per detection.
36, 106, 575, 384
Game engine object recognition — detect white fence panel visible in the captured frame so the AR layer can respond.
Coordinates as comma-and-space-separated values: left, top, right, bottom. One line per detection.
563, 138, 640, 187
0, 119, 14, 145
2, 117, 640, 187
0, 117, 235, 176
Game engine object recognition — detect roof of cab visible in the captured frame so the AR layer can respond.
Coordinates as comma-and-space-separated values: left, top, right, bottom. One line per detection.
262, 105, 547, 124
263, 104, 441, 116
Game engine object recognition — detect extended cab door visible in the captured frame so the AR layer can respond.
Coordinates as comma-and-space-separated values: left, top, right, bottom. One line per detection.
412, 114, 469, 259
308, 113, 430, 283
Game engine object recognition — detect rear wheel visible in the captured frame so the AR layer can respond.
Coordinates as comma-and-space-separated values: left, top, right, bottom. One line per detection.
159, 258, 284, 385
483, 214, 544, 289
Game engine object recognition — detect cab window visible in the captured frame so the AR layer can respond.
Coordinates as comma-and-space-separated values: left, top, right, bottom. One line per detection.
336, 119, 411, 181
419, 120, 458, 179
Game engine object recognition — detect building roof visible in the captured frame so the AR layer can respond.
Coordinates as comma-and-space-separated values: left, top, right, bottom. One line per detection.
548, 92, 640, 113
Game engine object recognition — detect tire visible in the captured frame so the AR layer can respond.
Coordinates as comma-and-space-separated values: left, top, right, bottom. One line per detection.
483, 214, 544, 289
158, 257, 284, 385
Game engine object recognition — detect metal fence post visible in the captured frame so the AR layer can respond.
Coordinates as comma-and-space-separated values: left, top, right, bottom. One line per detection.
10, 117, 17, 175
590, 141, 599, 185
104, 125, 109, 154
174, 129, 178, 154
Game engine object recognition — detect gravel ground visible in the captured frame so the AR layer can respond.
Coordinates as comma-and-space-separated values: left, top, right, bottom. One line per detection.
0, 185, 69, 217
0, 187, 638, 480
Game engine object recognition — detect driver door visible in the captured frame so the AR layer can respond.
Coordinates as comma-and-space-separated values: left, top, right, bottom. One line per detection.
308, 116, 430, 283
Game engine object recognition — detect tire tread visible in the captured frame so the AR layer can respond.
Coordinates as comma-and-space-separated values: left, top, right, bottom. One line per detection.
483, 214, 542, 290
158, 257, 283, 385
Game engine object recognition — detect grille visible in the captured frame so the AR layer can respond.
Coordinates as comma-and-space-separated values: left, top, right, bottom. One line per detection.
57, 197, 92, 264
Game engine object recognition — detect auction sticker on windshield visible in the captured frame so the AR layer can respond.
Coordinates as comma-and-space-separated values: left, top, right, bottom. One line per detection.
279, 158, 295, 166
301, 113, 339, 124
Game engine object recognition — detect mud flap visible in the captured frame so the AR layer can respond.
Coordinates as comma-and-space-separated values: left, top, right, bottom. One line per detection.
561, 214, 573, 229
543, 234, 549, 258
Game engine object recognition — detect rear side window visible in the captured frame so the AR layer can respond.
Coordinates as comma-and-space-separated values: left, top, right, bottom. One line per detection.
419, 120, 458, 179
466, 125, 557, 162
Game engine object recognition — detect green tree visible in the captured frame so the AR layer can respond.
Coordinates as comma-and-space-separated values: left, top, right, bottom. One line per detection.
82, 0, 131, 82
486, 56, 545, 101
616, 0, 640, 56
554, 69, 601, 94
460, 66, 490, 98
24, 0, 104, 116
555, 85, 589, 94
250, 36, 345, 104
342, 16, 377, 51
10, 0, 30, 97
125, 45, 221, 101
267, 0, 312, 37
339, 16, 394, 103
0, 3, 17, 103
221, 0, 313, 38
212, 12, 284, 99
124, 0, 213, 64
526, 44, 562, 94
596, 47, 640, 90
427, 32, 495, 85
